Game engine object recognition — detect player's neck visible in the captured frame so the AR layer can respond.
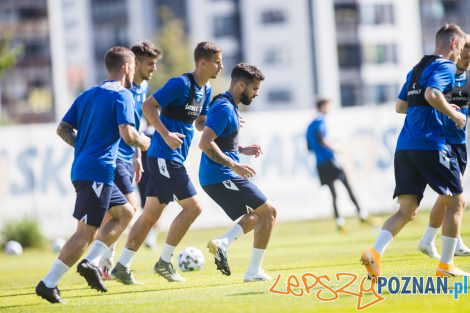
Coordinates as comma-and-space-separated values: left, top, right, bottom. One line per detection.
227, 88, 241, 105
192, 69, 209, 87
133, 75, 144, 86
107, 73, 126, 87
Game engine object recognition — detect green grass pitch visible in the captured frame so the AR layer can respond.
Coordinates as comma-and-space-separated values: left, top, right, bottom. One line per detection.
1, 211, 470, 312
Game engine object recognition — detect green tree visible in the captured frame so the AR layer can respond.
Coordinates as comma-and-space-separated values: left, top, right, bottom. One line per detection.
151, 6, 193, 90
0, 32, 21, 77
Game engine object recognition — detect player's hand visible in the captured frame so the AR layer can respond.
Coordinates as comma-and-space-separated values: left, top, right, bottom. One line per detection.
231, 163, 256, 179
240, 144, 263, 158
164, 132, 185, 149
452, 111, 466, 129
133, 157, 144, 183
140, 135, 151, 151
450, 103, 460, 110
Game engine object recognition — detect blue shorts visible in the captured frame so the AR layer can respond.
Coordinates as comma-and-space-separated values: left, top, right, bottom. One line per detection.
202, 177, 268, 221
450, 144, 467, 175
393, 150, 463, 202
72, 180, 128, 227
146, 156, 197, 204
114, 159, 134, 195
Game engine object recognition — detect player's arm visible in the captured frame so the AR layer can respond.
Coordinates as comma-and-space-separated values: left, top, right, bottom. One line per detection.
56, 121, 76, 147
199, 127, 255, 179
133, 147, 143, 183
119, 124, 150, 151
142, 96, 185, 149
317, 132, 340, 152
395, 99, 408, 114
195, 115, 206, 132
239, 145, 263, 158
425, 87, 466, 128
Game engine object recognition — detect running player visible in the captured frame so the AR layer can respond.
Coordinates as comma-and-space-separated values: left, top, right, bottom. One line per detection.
99, 41, 162, 279
417, 34, 470, 258
111, 42, 223, 284
35, 46, 150, 303
200, 63, 277, 282
306, 98, 368, 230
361, 24, 468, 279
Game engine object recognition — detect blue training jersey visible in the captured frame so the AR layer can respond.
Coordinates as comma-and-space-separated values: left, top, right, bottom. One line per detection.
117, 80, 149, 162
444, 71, 468, 145
306, 114, 335, 166
147, 74, 211, 164
396, 56, 456, 151
62, 81, 135, 184
199, 92, 240, 186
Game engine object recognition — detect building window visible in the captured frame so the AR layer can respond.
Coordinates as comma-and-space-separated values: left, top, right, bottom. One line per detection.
334, 3, 359, 27
213, 15, 239, 38
261, 9, 287, 25
267, 89, 292, 104
363, 44, 397, 64
340, 84, 361, 107
360, 4, 395, 25
337, 44, 361, 68
264, 47, 290, 65
365, 84, 397, 105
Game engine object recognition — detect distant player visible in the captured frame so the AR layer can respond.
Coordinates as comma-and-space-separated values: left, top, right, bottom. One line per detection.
111, 42, 223, 284
306, 98, 368, 230
418, 34, 470, 258
361, 24, 468, 279
200, 63, 277, 282
35, 46, 150, 303
98, 41, 162, 279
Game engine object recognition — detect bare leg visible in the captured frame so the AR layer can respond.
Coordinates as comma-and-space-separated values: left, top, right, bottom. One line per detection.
59, 222, 98, 267
126, 197, 166, 251
165, 196, 202, 246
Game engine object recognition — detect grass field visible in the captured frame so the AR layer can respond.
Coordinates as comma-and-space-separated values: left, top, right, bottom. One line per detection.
1, 211, 470, 313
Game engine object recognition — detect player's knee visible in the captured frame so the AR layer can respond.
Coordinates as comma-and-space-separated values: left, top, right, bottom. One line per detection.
259, 204, 277, 223
186, 205, 202, 218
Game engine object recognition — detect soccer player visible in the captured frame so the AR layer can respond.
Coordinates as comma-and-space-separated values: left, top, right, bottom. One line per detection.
98, 41, 162, 279
111, 42, 223, 284
200, 63, 277, 282
361, 24, 468, 279
306, 98, 368, 230
418, 34, 470, 258
35, 46, 150, 303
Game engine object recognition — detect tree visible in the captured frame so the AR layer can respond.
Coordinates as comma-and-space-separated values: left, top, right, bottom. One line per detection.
151, 6, 193, 90
0, 32, 21, 77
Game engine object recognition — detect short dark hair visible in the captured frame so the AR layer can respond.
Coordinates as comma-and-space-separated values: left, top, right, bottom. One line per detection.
194, 42, 221, 62
231, 63, 265, 84
131, 41, 162, 60
316, 98, 330, 110
435, 23, 465, 47
104, 46, 134, 73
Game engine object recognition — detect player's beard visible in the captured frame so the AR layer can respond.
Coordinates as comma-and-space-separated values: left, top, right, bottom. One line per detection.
240, 90, 252, 105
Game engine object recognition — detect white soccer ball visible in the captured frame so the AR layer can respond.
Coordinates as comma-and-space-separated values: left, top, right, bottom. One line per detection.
51, 238, 66, 253
178, 247, 205, 272
4, 240, 23, 256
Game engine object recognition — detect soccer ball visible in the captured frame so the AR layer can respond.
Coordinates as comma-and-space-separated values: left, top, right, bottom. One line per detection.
51, 238, 66, 253
178, 247, 205, 272
4, 240, 23, 256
